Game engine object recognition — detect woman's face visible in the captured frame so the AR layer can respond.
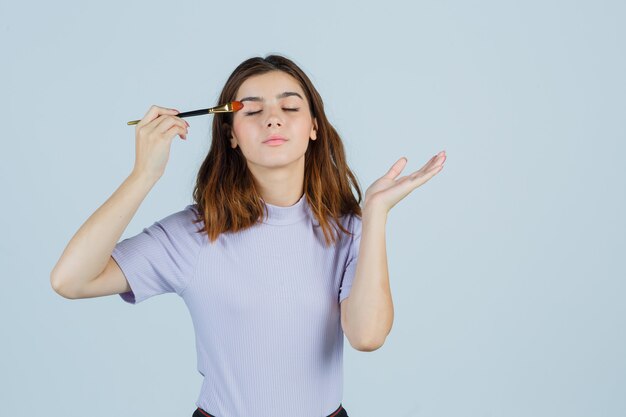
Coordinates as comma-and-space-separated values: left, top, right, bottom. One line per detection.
230, 70, 318, 170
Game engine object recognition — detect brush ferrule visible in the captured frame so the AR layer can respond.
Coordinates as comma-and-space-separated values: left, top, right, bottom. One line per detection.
208, 102, 234, 113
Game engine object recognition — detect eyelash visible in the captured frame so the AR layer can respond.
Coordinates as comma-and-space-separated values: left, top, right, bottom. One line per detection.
244, 108, 300, 116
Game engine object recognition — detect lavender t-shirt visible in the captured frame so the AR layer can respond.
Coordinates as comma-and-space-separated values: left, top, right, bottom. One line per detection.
111, 193, 362, 417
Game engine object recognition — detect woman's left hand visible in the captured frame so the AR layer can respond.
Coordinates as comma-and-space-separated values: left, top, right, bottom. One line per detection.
363, 151, 447, 213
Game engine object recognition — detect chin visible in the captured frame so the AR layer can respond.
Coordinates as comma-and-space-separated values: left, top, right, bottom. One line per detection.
252, 153, 305, 168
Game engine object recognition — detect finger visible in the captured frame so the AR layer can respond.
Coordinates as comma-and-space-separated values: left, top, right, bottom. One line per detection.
433, 153, 446, 168
138, 105, 179, 128
168, 124, 188, 140
383, 157, 408, 179
434, 152, 446, 166
143, 114, 187, 139
418, 155, 445, 177
423, 153, 441, 168
410, 163, 443, 183
154, 115, 188, 133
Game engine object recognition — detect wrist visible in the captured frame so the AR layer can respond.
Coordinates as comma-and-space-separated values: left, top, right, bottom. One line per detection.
129, 170, 160, 187
362, 202, 388, 220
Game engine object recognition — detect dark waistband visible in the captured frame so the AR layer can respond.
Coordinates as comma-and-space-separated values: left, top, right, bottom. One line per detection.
194, 403, 345, 417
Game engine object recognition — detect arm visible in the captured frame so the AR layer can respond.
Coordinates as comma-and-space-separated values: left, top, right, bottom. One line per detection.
50, 171, 158, 298
50, 105, 188, 298
341, 204, 394, 351
341, 151, 447, 351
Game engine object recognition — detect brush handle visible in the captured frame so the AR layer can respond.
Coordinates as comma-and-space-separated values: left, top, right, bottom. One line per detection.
176, 109, 213, 119
127, 109, 212, 126
127, 102, 239, 125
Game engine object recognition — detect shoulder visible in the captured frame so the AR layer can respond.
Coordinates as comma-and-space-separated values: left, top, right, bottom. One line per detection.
155, 203, 201, 225
152, 204, 206, 245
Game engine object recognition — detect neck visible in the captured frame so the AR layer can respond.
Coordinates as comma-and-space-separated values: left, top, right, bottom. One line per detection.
248, 156, 305, 207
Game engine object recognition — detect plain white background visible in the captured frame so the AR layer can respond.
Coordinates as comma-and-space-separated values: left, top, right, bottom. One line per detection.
2, 0, 625, 416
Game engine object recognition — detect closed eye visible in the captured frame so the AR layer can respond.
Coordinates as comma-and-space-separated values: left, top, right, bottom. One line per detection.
244, 108, 300, 116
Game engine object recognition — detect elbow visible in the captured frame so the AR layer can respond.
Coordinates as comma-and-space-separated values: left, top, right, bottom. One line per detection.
343, 316, 392, 352
348, 334, 386, 352
50, 273, 77, 300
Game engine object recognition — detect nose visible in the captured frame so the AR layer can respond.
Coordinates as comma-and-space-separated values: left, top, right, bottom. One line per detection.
266, 118, 282, 128
265, 106, 283, 128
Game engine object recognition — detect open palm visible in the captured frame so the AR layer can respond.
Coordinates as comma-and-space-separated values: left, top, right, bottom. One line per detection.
364, 151, 447, 212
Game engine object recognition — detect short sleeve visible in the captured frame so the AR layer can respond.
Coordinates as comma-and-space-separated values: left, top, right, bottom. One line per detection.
339, 214, 362, 303
111, 205, 204, 304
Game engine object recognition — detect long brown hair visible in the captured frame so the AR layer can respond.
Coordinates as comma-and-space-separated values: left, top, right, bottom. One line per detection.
191, 54, 362, 246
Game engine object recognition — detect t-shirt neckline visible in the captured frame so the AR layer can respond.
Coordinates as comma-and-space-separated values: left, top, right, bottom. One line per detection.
260, 193, 310, 225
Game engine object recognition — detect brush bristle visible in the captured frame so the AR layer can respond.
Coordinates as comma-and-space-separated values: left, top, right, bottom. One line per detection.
231, 101, 244, 111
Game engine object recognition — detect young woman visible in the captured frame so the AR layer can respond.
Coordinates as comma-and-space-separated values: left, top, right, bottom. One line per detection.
51, 54, 446, 417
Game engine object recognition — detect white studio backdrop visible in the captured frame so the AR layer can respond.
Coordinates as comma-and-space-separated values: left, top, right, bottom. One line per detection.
1, 0, 625, 416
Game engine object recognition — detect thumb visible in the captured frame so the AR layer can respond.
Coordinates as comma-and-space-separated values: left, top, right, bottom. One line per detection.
383, 157, 408, 179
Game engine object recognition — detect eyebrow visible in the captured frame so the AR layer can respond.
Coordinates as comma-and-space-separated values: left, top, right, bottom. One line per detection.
238, 91, 304, 103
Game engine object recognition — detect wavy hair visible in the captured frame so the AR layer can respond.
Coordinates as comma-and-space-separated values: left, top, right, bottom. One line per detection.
191, 54, 362, 246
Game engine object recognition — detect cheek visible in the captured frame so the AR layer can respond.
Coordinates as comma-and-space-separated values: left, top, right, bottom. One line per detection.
293, 115, 313, 134
232, 119, 255, 141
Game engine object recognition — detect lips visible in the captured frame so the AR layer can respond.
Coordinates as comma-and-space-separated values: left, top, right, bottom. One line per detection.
263, 134, 287, 143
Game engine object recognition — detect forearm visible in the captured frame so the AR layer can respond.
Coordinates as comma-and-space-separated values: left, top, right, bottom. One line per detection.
344, 204, 394, 350
50, 171, 157, 292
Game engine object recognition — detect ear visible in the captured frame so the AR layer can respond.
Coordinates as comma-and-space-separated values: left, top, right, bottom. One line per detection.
223, 122, 238, 149
310, 117, 318, 140
230, 133, 239, 149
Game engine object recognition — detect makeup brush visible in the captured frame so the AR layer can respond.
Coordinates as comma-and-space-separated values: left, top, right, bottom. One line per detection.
126, 101, 244, 125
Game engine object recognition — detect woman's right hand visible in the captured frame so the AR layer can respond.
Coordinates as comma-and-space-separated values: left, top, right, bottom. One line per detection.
131, 105, 189, 181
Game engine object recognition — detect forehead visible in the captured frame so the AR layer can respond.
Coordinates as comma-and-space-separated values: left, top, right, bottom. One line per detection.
236, 71, 304, 98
